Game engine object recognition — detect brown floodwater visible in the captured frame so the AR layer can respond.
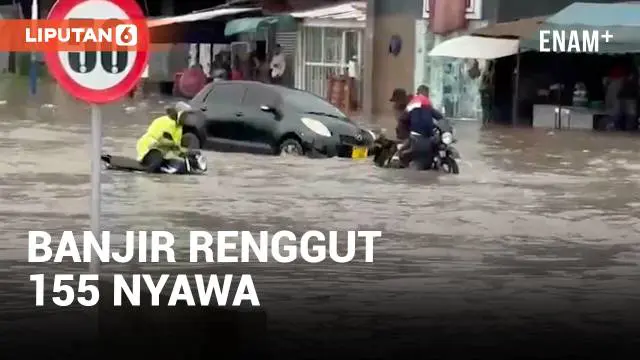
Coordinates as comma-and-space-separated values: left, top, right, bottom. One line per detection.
0, 82, 639, 356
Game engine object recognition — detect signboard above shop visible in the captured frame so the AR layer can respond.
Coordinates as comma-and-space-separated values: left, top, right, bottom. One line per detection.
422, 0, 482, 20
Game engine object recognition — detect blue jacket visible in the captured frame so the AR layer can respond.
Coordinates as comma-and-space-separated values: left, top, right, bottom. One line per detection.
405, 95, 443, 137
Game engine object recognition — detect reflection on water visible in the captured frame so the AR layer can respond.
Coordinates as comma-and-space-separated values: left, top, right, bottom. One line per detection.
0, 82, 639, 338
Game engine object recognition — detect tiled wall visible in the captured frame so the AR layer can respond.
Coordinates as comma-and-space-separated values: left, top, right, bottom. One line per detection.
414, 19, 488, 120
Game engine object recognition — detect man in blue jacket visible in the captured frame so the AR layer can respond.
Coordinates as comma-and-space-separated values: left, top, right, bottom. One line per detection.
396, 85, 443, 166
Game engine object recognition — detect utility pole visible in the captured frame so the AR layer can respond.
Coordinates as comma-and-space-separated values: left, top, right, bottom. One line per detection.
29, 0, 38, 95
362, 0, 375, 121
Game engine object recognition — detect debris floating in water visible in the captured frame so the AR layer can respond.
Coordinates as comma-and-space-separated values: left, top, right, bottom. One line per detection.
41, 103, 56, 109
124, 106, 136, 113
0, 100, 6, 105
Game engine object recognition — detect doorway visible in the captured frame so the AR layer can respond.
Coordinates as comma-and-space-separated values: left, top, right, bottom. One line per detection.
298, 26, 363, 105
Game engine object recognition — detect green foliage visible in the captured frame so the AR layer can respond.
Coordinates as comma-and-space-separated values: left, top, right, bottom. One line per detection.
15, 53, 50, 78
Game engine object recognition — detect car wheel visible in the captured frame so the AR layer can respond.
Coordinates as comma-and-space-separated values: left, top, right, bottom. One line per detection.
278, 138, 304, 156
182, 132, 201, 149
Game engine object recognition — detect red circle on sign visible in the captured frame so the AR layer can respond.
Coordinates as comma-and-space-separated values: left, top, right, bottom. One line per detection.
43, 0, 149, 104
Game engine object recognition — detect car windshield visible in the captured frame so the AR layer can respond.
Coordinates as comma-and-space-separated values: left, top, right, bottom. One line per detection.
283, 89, 349, 120
191, 83, 213, 104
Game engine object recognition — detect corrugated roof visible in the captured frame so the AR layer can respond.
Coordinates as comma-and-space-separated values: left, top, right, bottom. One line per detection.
519, 2, 640, 54
290, 1, 366, 22
546, 2, 640, 27
147, 7, 259, 28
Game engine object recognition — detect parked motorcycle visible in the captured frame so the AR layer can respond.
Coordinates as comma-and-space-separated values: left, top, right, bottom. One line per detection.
101, 150, 207, 175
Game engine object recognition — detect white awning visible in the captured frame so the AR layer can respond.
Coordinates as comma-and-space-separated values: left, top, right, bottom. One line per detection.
428, 35, 519, 59
147, 7, 259, 28
290, 2, 366, 22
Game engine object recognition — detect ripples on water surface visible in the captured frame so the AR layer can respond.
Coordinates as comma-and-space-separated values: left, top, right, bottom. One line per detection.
0, 88, 639, 349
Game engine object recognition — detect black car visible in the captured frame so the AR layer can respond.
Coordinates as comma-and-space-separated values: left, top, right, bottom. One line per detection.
181, 81, 375, 158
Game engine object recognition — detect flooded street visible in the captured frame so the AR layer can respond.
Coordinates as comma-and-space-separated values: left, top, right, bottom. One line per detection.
1, 83, 640, 356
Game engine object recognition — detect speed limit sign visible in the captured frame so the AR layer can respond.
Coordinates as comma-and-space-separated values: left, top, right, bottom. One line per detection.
41, 0, 150, 275
43, 0, 149, 104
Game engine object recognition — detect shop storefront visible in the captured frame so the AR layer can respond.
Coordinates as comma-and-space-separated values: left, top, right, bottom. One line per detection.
296, 26, 362, 96
414, 0, 487, 120
291, 3, 365, 105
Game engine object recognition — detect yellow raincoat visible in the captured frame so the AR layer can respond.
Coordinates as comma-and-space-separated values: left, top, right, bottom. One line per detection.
136, 115, 184, 161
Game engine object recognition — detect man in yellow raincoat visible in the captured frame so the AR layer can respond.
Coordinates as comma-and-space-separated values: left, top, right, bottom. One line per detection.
136, 101, 191, 172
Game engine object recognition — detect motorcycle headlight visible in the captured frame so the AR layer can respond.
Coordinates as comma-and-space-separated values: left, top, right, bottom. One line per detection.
301, 117, 332, 137
197, 154, 207, 170
441, 132, 453, 145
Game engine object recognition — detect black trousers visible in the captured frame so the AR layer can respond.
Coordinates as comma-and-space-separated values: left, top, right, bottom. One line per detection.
480, 90, 492, 124
140, 149, 165, 173
399, 134, 435, 167
615, 99, 638, 131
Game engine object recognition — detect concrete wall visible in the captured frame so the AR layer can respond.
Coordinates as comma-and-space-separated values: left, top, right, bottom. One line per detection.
371, 0, 421, 115
497, 0, 627, 21
371, 0, 501, 115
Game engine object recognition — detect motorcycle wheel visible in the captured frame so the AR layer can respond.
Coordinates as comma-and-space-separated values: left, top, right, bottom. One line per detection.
440, 156, 460, 174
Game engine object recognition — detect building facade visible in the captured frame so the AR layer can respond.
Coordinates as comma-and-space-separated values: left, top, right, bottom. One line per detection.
368, 0, 628, 118
370, 0, 499, 118
291, 3, 365, 105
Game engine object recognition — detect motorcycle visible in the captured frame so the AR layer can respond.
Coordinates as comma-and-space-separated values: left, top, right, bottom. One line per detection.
430, 118, 461, 174
371, 119, 460, 174
101, 149, 208, 175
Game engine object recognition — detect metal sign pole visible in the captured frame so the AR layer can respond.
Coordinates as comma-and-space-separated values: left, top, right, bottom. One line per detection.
29, 0, 38, 95
89, 104, 101, 274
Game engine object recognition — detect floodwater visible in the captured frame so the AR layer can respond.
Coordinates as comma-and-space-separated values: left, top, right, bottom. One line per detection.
1, 82, 640, 355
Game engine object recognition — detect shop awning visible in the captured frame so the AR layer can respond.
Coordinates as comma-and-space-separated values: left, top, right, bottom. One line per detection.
472, 16, 546, 39
520, 2, 640, 53
147, 7, 259, 28
290, 2, 366, 24
428, 35, 520, 59
224, 15, 296, 36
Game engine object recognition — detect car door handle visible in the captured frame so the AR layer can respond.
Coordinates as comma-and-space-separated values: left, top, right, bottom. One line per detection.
235, 112, 244, 117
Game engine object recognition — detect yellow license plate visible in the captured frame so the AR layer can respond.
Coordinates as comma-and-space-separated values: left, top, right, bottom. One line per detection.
351, 146, 368, 159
